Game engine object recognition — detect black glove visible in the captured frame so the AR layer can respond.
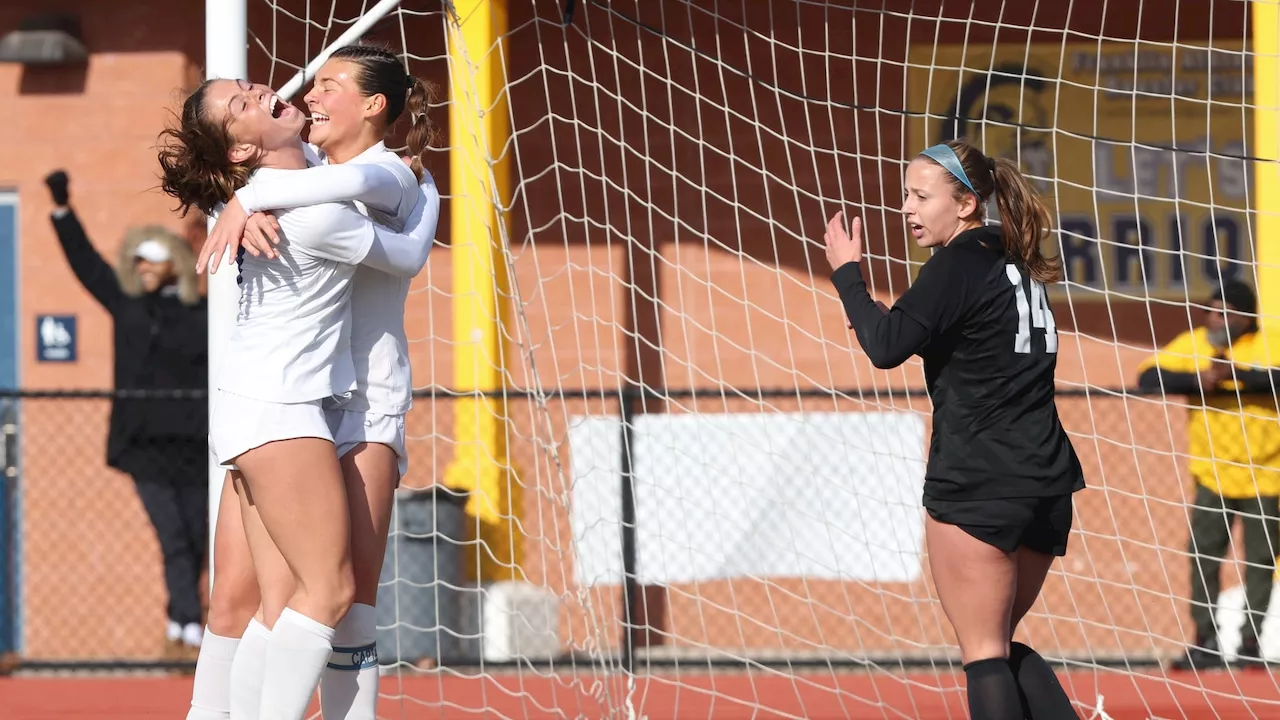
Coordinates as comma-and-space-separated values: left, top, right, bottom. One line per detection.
44, 170, 70, 206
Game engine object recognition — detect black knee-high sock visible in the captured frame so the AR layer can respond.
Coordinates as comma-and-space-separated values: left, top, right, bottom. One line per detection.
963, 657, 1023, 720
1008, 642, 1081, 719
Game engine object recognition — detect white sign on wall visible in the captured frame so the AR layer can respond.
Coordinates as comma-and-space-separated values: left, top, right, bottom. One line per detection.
569, 411, 927, 586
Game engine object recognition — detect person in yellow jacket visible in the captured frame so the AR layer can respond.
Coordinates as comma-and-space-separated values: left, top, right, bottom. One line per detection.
1137, 281, 1280, 671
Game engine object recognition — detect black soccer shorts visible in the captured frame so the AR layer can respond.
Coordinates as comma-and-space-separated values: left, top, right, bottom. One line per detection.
924, 493, 1075, 556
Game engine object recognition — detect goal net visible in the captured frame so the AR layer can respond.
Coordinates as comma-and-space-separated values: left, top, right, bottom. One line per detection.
241, 0, 1280, 717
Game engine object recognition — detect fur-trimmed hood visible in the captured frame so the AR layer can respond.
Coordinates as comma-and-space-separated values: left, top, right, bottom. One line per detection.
115, 225, 201, 306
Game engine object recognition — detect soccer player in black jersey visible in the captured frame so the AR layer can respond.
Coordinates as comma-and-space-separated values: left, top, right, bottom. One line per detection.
825, 139, 1085, 720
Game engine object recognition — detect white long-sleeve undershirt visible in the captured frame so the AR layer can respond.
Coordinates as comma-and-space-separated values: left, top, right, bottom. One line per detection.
234, 160, 438, 278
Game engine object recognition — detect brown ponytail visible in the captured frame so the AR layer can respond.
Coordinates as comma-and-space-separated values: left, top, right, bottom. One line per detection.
925, 139, 1063, 284
404, 77, 440, 182
990, 156, 1061, 284
157, 79, 258, 217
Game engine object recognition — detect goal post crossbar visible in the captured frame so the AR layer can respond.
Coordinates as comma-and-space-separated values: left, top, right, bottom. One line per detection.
274, 0, 405, 101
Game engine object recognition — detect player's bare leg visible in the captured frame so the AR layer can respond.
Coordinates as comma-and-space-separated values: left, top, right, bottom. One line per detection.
239, 486, 294, 629
209, 473, 260, 637
1008, 547, 1081, 719
321, 442, 399, 720
925, 515, 1022, 720
233, 438, 355, 720
1009, 547, 1055, 632
186, 472, 259, 720
343, 444, 398, 608
927, 515, 1017, 662
224, 472, 292, 719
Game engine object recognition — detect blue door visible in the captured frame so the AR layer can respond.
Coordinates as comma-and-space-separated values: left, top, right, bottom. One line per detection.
0, 193, 18, 654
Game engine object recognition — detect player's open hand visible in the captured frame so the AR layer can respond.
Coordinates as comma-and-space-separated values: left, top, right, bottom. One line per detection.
824, 211, 863, 271
198, 196, 256, 274
243, 212, 282, 257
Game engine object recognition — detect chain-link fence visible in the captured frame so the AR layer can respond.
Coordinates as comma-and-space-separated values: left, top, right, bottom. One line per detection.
0, 390, 208, 668
0, 386, 1265, 669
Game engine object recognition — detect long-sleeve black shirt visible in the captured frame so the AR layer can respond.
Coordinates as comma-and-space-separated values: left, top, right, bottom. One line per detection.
830, 263, 929, 369
828, 225, 1085, 502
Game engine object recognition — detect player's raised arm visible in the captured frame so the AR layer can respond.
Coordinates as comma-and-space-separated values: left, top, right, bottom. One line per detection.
288, 177, 438, 279
206, 160, 415, 262
235, 160, 414, 219
825, 212, 930, 369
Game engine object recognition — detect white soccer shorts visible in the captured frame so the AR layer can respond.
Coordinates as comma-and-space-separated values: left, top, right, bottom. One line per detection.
324, 406, 409, 480
209, 390, 334, 468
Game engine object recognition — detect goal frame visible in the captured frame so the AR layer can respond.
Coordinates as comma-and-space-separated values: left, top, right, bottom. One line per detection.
204, 0, 247, 575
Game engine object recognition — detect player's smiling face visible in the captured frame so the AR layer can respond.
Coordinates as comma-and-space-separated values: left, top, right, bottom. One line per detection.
304, 59, 373, 152
205, 79, 305, 158
901, 158, 982, 248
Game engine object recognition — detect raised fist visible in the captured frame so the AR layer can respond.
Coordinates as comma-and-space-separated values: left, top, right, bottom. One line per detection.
44, 170, 70, 207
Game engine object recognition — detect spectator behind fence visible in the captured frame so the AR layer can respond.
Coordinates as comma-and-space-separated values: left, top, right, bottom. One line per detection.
1137, 280, 1280, 671
44, 170, 210, 658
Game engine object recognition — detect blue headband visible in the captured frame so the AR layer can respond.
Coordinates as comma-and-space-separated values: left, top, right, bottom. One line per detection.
920, 143, 978, 196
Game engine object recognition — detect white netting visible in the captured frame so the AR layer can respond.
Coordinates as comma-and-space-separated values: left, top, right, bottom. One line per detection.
244, 0, 1280, 717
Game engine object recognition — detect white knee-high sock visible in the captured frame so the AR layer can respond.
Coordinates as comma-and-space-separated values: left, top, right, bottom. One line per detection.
229, 619, 272, 720
321, 603, 380, 720
187, 628, 239, 720
259, 608, 336, 720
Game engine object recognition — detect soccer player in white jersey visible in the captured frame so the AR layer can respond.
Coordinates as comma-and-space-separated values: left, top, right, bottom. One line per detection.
157, 76, 435, 720
179, 47, 440, 720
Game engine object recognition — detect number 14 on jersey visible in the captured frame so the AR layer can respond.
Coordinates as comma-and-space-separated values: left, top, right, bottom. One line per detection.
1006, 264, 1058, 354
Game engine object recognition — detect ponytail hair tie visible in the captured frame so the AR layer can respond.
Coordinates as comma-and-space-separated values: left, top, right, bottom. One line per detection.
404, 74, 415, 90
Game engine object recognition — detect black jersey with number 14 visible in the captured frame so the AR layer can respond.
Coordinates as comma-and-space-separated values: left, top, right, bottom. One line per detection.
859, 225, 1084, 502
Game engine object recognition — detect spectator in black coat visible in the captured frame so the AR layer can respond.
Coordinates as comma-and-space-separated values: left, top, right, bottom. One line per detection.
44, 170, 209, 657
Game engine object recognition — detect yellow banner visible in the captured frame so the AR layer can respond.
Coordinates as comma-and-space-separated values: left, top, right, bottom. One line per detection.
905, 42, 1254, 301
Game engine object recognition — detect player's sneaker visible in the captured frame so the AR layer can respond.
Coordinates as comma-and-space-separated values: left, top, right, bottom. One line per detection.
1170, 635, 1228, 671
1229, 638, 1267, 671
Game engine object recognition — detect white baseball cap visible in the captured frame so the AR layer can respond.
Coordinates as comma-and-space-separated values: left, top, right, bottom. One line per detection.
134, 239, 172, 264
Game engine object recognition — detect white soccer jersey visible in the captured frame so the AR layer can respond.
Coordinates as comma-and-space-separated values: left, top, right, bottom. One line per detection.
219, 168, 375, 404
236, 141, 440, 416
344, 143, 437, 416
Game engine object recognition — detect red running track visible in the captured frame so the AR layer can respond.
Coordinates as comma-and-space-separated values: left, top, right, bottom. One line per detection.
2, 669, 1278, 719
